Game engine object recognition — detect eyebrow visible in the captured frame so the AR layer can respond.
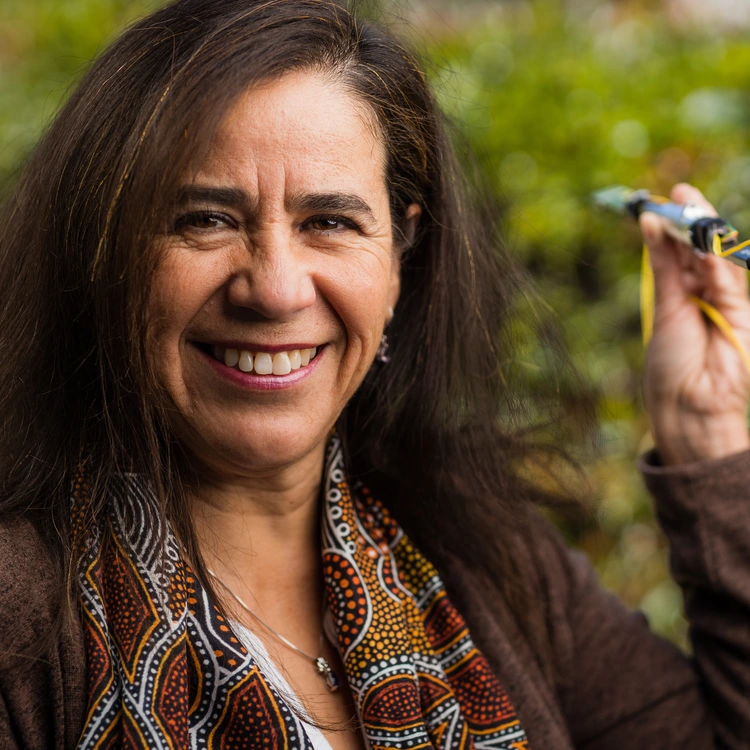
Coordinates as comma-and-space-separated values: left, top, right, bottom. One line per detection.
175, 185, 253, 210
287, 192, 375, 221
174, 185, 376, 221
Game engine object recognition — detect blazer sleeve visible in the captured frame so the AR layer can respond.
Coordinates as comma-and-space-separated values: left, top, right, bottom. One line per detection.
539, 447, 750, 749
0, 517, 87, 750
0, 689, 20, 750
640, 447, 750, 748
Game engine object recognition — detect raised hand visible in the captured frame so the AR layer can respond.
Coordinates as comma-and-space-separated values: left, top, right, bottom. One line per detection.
640, 183, 750, 465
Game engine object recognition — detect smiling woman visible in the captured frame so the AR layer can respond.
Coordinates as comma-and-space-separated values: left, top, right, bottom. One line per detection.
149, 70, 406, 475
1, 1, 750, 749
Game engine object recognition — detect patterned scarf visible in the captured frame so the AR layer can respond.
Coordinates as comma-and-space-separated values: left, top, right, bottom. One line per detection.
73, 435, 529, 749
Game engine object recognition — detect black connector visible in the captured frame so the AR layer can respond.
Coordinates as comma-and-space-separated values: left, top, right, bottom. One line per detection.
690, 217, 733, 255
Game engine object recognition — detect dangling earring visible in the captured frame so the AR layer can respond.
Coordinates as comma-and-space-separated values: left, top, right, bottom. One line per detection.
376, 333, 390, 363
376, 306, 395, 364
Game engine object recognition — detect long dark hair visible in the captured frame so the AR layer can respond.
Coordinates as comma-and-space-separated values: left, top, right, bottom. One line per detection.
0, 0, 595, 677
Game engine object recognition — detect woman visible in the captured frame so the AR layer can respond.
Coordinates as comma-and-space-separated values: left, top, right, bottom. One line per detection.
0, 0, 748, 748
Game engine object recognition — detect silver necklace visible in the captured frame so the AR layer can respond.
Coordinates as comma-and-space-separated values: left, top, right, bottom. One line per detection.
206, 568, 341, 693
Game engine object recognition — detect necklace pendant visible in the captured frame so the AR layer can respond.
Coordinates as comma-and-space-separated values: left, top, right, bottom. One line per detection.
315, 657, 341, 693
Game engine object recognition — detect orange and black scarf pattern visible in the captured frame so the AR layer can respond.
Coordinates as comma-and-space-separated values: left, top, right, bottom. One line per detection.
73, 435, 529, 749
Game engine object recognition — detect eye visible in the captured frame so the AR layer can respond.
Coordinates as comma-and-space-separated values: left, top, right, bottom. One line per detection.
304, 215, 360, 233
172, 211, 236, 233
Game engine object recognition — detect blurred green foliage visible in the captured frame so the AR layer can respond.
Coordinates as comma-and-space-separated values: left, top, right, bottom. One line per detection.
421, 0, 750, 647
3, 0, 750, 647
0, 0, 161, 180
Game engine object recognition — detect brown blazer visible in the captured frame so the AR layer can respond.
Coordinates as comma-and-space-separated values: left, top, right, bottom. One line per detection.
1, 449, 749, 749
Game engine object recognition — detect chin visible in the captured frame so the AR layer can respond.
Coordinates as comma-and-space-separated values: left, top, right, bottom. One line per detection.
198, 415, 334, 477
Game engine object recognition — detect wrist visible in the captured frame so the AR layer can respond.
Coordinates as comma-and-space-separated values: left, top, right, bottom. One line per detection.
651, 413, 750, 466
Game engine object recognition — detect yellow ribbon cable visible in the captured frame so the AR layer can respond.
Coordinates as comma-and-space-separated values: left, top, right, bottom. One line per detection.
641, 243, 655, 346
687, 294, 750, 375
641, 241, 750, 375
718, 234, 750, 258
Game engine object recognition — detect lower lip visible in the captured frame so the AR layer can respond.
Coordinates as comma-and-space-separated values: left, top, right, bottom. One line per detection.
196, 344, 326, 391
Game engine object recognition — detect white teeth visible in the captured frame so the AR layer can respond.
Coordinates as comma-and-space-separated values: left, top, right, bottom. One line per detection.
224, 348, 239, 367
214, 345, 320, 374
272, 352, 292, 375
238, 351, 253, 372
254, 352, 273, 375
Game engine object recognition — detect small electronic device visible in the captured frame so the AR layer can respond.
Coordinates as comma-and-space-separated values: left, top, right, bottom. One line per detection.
592, 185, 750, 269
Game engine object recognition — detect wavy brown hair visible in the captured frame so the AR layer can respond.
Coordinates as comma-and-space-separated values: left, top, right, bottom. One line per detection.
0, 0, 596, 679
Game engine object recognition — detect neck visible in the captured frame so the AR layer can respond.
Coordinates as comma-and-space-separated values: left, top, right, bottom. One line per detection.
189, 441, 327, 608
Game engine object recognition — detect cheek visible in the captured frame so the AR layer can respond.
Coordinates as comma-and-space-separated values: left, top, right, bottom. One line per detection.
149, 249, 217, 335
148, 275, 185, 347
320, 254, 393, 352
147, 258, 207, 377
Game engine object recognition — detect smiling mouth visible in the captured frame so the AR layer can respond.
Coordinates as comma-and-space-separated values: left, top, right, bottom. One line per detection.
195, 343, 322, 376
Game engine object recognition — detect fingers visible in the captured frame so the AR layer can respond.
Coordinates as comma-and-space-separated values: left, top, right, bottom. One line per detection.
669, 184, 748, 309
641, 184, 750, 339
639, 211, 688, 324
702, 252, 749, 308
670, 183, 717, 217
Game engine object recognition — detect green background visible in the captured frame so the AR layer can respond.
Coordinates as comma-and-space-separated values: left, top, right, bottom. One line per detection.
4, 0, 750, 647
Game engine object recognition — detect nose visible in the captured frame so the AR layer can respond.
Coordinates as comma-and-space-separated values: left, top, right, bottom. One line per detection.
226, 230, 316, 319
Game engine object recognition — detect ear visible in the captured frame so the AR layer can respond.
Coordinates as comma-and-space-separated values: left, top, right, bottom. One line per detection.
388, 203, 421, 314
387, 258, 401, 314
402, 203, 421, 248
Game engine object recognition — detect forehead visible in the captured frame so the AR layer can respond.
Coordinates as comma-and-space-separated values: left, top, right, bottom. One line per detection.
193, 70, 387, 197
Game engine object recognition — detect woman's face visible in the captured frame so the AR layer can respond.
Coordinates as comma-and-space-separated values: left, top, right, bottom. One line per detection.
149, 70, 402, 478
